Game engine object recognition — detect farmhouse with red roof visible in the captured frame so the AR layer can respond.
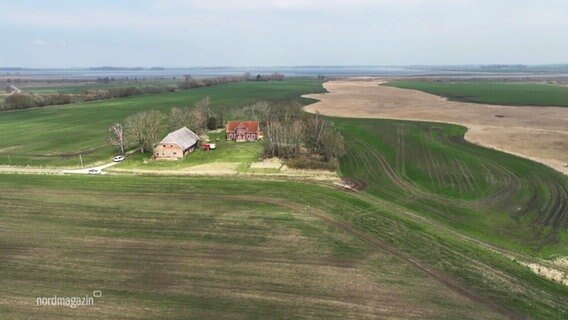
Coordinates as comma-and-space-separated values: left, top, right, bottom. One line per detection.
226, 121, 261, 141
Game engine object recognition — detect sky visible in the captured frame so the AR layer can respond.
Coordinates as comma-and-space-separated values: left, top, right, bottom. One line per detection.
0, 0, 567, 67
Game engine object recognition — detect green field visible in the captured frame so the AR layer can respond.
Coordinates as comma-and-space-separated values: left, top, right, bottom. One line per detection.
1, 80, 568, 319
0, 80, 324, 167
384, 80, 568, 107
332, 118, 568, 257
2, 174, 568, 319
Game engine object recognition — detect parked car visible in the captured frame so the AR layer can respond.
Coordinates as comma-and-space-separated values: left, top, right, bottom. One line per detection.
113, 155, 125, 162
88, 168, 102, 175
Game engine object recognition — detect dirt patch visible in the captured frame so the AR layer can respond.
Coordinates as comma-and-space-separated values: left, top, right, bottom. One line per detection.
303, 80, 568, 175
334, 178, 368, 192
554, 256, 568, 268
519, 261, 568, 286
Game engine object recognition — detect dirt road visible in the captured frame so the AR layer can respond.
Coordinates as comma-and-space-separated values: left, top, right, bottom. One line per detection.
304, 80, 568, 175
0, 162, 117, 175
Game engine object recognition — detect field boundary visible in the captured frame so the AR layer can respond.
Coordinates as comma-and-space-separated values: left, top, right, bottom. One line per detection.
303, 80, 568, 176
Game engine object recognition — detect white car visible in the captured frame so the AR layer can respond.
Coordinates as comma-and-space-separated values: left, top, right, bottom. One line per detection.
113, 155, 125, 162
88, 168, 102, 175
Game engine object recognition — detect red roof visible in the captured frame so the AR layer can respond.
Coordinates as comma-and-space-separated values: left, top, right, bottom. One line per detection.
226, 121, 259, 133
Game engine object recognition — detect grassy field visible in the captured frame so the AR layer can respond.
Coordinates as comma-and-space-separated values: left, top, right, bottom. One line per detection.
2, 174, 568, 319
0, 80, 324, 167
2, 80, 568, 318
384, 80, 568, 106
332, 117, 568, 257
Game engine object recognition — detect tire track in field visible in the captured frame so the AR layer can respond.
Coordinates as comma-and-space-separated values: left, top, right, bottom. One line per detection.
395, 125, 407, 177
454, 159, 478, 195
473, 161, 522, 207
533, 179, 568, 231
346, 132, 472, 208
419, 129, 443, 193
237, 195, 527, 320
338, 192, 568, 314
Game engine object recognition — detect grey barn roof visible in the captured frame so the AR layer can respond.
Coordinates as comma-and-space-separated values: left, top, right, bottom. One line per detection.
158, 127, 200, 150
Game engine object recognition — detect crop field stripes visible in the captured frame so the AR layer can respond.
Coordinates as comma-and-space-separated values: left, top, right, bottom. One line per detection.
306, 210, 520, 318
332, 117, 568, 260
418, 128, 445, 194
2, 167, 568, 319
395, 125, 407, 177
452, 158, 479, 195
473, 162, 522, 206
349, 132, 471, 208
530, 179, 568, 231
309, 191, 567, 319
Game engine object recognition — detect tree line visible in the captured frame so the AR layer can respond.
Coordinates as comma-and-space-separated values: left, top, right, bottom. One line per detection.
243, 72, 285, 81
0, 76, 243, 112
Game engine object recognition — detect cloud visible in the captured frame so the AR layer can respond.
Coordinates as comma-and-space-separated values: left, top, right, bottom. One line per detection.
1, 0, 568, 66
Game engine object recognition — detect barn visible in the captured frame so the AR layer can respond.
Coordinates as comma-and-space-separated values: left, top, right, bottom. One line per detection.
153, 127, 200, 160
226, 121, 261, 141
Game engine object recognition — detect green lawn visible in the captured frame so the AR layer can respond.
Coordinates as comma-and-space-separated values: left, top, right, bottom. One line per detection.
117, 130, 263, 171
0, 80, 324, 167
384, 80, 568, 106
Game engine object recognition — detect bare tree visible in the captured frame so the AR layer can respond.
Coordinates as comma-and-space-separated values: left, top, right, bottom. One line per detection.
303, 111, 326, 153
108, 122, 127, 155
189, 97, 211, 134
168, 107, 192, 131
319, 125, 345, 161
125, 110, 166, 153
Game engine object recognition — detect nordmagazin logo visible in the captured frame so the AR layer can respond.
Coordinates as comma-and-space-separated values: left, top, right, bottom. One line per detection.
35, 291, 102, 308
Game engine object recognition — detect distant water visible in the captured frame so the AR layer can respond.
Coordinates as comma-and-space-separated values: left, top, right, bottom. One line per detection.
0, 66, 468, 80
2, 66, 567, 80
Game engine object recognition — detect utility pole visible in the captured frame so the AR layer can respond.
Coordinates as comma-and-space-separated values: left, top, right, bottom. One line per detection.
79, 154, 83, 168
8, 155, 11, 165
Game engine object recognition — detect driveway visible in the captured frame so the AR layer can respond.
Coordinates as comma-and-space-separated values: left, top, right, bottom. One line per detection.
62, 162, 118, 175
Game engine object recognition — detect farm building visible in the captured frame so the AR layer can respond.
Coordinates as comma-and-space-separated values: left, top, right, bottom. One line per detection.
226, 121, 261, 141
153, 127, 200, 160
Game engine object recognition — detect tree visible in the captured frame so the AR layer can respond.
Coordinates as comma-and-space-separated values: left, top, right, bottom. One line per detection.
319, 125, 345, 161
270, 72, 284, 81
207, 116, 217, 130
188, 97, 211, 134
303, 111, 327, 153
108, 122, 128, 155
168, 107, 192, 131
303, 112, 345, 161
125, 110, 166, 153
217, 110, 225, 129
